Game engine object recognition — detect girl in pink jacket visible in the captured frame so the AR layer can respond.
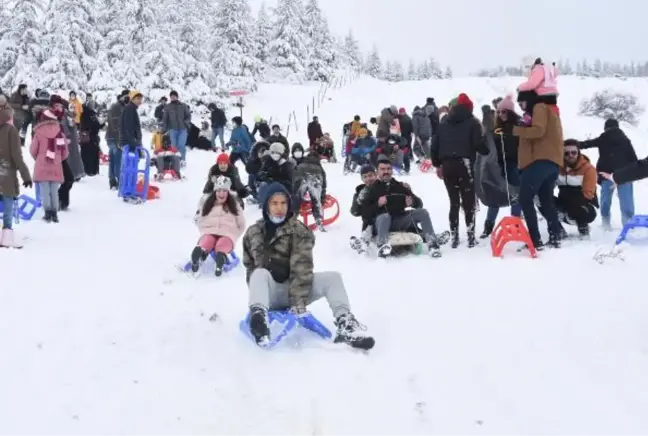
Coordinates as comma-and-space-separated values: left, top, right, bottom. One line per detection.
518, 58, 559, 97
190, 175, 246, 276
30, 104, 69, 223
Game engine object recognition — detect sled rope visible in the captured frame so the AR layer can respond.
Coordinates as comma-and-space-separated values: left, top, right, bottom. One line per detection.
499, 134, 513, 209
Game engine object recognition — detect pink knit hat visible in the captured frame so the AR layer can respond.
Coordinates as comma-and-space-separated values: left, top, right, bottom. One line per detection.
497, 94, 515, 112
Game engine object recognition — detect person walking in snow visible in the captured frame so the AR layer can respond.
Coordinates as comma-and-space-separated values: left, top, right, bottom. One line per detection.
79, 102, 105, 177
0, 95, 32, 248
189, 175, 246, 276
120, 90, 144, 151
154, 97, 167, 123
208, 102, 227, 150
242, 181, 375, 350
29, 96, 69, 223
106, 89, 130, 190
162, 90, 191, 164
307, 116, 323, 147
411, 105, 432, 161
8, 84, 30, 143
228, 116, 252, 166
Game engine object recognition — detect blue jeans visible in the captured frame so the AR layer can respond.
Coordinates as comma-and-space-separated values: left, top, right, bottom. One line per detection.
212, 127, 225, 148
169, 129, 188, 161
600, 179, 634, 226
486, 162, 522, 222
107, 140, 122, 183
1, 195, 14, 229
519, 160, 561, 243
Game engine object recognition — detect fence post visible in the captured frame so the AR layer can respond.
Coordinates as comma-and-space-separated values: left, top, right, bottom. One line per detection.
286, 112, 292, 137
307, 105, 310, 125
292, 110, 299, 131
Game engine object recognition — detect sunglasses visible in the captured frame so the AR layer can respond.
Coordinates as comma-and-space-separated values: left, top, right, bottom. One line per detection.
564, 150, 579, 157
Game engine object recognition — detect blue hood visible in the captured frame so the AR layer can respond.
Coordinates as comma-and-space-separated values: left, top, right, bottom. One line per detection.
258, 182, 293, 221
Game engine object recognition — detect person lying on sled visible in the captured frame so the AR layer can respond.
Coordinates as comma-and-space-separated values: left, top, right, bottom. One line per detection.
151, 128, 182, 180
190, 176, 246, 276
242, 182, 374, 350
314, 133, 336, 162
204, 153, 249, 208
361, 157, 443, 258
538, 139, 598, 239
292, 149, 328, 231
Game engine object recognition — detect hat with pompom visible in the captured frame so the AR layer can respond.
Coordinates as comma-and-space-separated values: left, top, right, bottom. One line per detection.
216, 153, 230, 165
497, 94, 515, 112
456, 93, 473, 112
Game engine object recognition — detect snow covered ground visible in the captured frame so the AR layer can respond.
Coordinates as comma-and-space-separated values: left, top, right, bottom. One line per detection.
2, 76, 648, 434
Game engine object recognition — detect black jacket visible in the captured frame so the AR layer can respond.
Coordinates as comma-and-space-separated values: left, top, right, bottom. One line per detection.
307, 121, 323, 144
259, 155, 294, 192
614, 157, 648, 185
361, 178, 423, 226
431, 105, 488, 167
119, 102, 142, 147
246, 141, 270, 175
154, 104, 165, 122
203, 163, 247, 196
398, 114, 413, 139
267, 133, 289, 154
493, 119, 519, 165
210, 107, 226, 128
251, 121, 271, 139
80, 106, 105, 140
580, 128, 638, 174
351, 183, 372, 221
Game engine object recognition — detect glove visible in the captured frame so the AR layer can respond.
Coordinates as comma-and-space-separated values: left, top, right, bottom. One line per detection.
494, 128, 503, 135
23, 180, 32, 188
290, 306, 308, 317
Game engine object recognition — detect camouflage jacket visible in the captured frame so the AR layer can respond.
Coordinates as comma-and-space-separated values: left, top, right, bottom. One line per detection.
242, 216, 315, 308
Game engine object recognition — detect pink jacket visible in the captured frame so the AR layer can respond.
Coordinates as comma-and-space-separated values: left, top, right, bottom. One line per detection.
196, 199, 246, 243
30, 119, 69, 183
518, 64, 559, 96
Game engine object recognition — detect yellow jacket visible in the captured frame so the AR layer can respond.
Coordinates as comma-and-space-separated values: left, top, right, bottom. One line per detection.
70, 98, 82, 124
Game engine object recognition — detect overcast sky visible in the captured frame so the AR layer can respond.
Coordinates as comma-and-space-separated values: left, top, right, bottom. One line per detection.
250, 0, 644, 75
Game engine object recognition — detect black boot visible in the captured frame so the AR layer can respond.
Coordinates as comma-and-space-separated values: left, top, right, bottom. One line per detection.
249, 306, 270, 346
577, 224, 590, 239
43, 210, 52, 222
480, 220, 494, 239
50, 210, 59, 223
214, 251, 227, 276
334, 312, 375, 350
547, 232, 561, 249
190, 246, 204, 273
451, 229, 459, 249
467, 230, 477, 248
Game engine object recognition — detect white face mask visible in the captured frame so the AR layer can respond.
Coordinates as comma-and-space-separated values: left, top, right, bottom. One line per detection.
269, 215, 285, 224
270, 152, 281, 161
293, 151, 303, 158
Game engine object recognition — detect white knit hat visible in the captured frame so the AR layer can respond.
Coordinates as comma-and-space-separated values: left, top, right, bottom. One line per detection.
211, 175, 232, 192
269, 142, 285, 155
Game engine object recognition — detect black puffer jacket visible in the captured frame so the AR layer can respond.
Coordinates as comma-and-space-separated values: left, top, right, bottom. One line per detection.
614, 157, 648, 185
493, 112, 520, 165
258, 155, 294, 192
398, 113, 413, 139
579, 127, 638, 174
361, 178, 423, 225
431, 104, 488, 167
293, 154, 327, 199
245, 141, 270, 175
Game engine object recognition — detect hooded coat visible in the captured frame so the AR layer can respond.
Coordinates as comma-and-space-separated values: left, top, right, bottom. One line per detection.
0, 106, 31, 197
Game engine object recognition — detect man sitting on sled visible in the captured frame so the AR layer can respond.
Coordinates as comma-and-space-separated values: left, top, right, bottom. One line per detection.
151, 128, 182, 180
360, 157, 445, 258
242, 182, 374, 350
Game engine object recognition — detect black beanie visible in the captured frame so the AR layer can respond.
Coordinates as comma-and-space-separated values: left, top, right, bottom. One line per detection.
604, 118, 619, 130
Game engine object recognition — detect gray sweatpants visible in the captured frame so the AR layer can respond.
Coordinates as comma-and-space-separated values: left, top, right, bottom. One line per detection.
375, 208, 437, 245
38, 181, 61, 211
156, 155, 181, 175
248, 268, 350, 319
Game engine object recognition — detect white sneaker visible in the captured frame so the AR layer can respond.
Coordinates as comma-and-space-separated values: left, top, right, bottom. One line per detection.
0, 228, 23, 248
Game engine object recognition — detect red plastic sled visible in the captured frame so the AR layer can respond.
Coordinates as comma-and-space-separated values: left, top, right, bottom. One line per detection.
299, 194, 340, 230
135, 182, 160, 200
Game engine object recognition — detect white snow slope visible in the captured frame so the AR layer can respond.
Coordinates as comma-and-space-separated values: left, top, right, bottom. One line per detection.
2, 76, 648, 435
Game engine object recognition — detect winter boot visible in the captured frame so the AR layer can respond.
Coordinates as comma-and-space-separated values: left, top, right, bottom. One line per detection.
315, 218, 327, 232
577, 224, 590, 239
559, 225, 568, 240
547, 232, 561, 249
249, 305, 270, 346
43, 210, 52, 222
425, 234, 442, 258
0, 228, 22, 248
50, 210, 59, 223
190, 246, 205, 273
467, 230, 477, 248
450, 229, 460, 249
480, 220, 494, 239
377, 243, 392, 258
334, 312, 375, 350
214, 251, 227, 276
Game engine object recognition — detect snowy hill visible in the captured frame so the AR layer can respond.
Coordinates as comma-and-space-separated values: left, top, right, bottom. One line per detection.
2, 75, 648, 434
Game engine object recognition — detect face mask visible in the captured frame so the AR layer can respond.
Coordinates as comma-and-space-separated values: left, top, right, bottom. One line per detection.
269, 215, 285, 224
270, 152, 281, 161
293, 151, 303, 158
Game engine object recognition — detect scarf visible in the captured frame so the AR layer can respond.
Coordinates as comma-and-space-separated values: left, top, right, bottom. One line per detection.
40, 110, 67, 162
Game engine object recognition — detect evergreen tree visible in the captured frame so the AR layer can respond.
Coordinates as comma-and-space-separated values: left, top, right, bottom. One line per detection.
0, 0, 45, 89
39, 0, 102, 91
211, 0, 261, 92
364, 45, 381, 78
267, 0, 309, 81
391, 60, 404, 82
135, 0, 185, 91
303, 0, 336, 81
255, 2, 272, 64
0, 1, 12, 81
417, 60, 429, 79
427, 57, 442, 78
343, 29, 362, 71
444, 65, 453, 78
407, 59, 418, 80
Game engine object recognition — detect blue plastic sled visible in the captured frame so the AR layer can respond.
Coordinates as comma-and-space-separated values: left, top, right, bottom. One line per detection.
118, 146, 151, 202
239, 310, 332, 349
0, 185, 42, 223
182, 251, 240, 273
616, 215, 648, 245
